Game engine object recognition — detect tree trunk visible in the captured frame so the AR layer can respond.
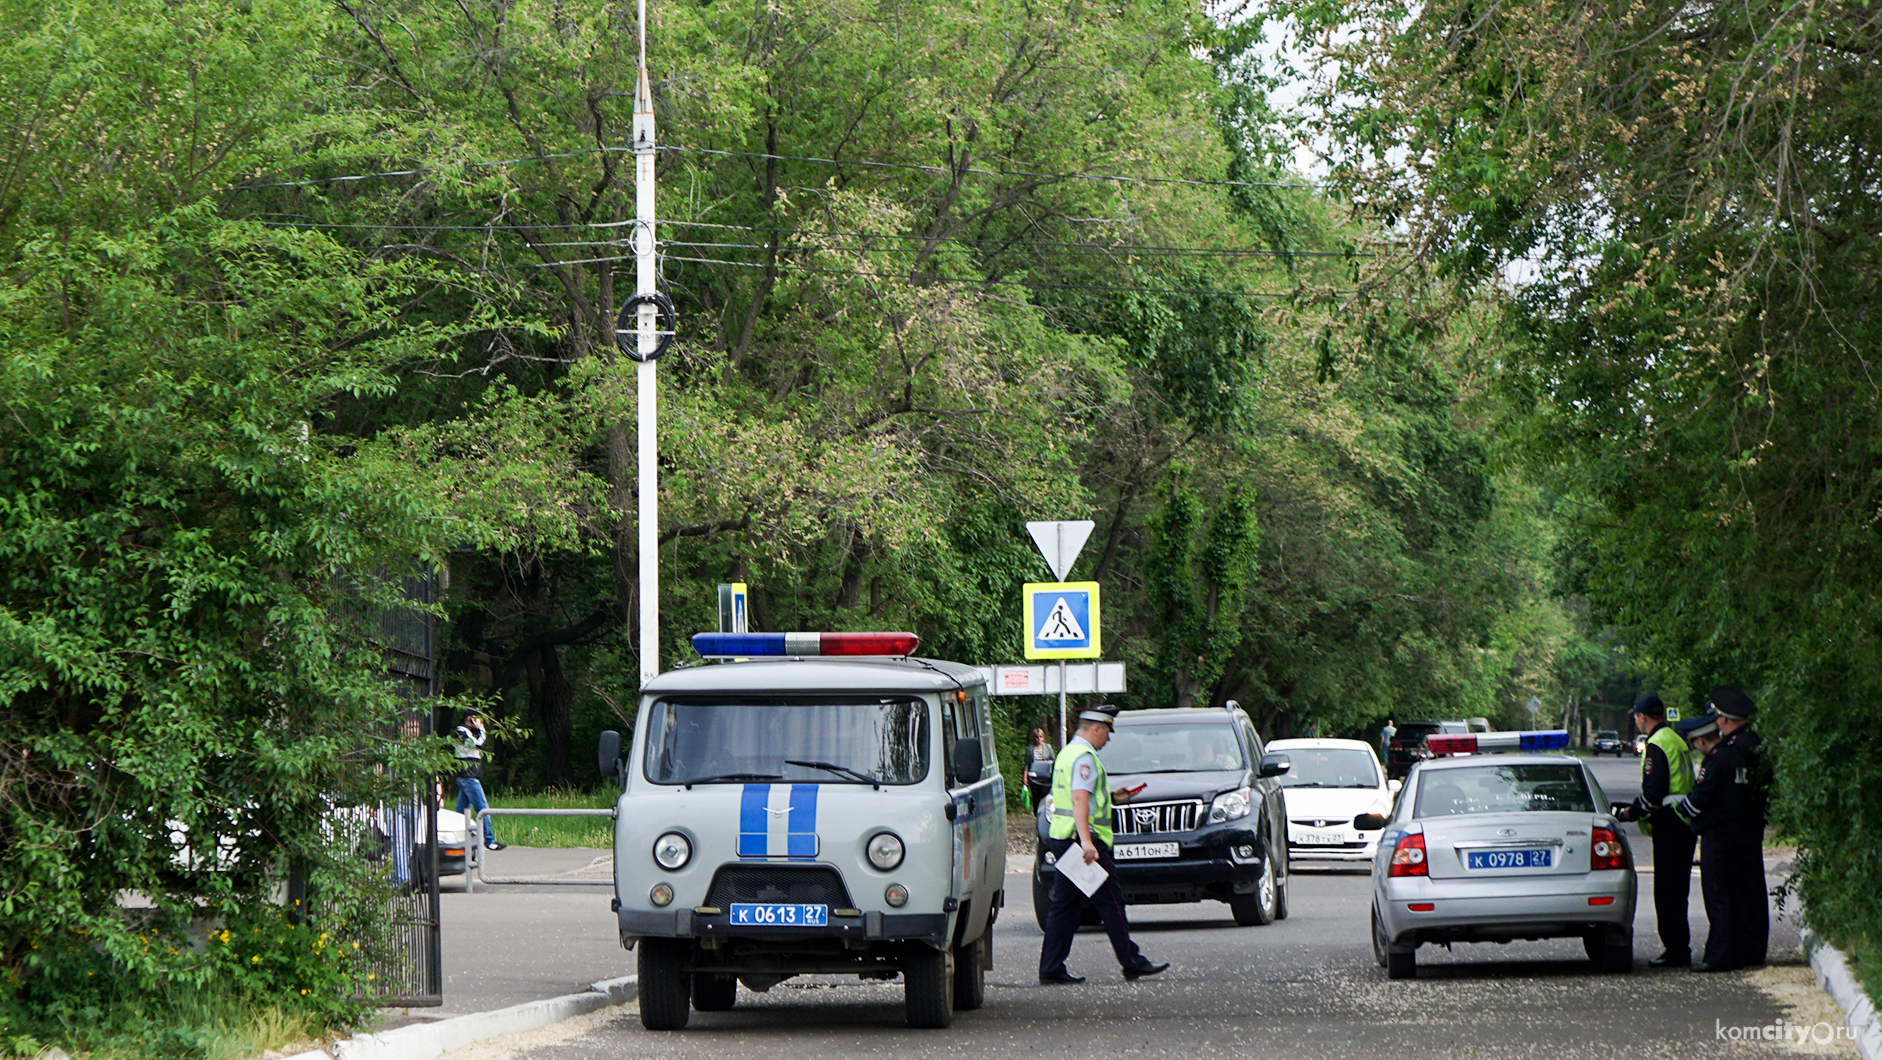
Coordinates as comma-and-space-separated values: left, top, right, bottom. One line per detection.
529, 645, 575, 788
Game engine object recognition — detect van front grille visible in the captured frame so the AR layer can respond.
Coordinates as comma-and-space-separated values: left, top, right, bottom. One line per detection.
704, 865, 853, 908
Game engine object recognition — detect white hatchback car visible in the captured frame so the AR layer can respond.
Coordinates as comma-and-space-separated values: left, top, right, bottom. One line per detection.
1267, 738, 1397, 865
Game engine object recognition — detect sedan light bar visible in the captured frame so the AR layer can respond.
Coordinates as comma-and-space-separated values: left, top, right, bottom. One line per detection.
1424, 730, 1570, 755
690, 631, 921, 658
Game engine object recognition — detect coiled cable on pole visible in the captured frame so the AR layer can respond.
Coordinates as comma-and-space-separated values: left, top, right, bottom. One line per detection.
615, 291, 675, 361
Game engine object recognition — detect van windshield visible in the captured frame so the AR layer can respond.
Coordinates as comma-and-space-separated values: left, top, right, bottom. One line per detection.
642, 697, 930, 785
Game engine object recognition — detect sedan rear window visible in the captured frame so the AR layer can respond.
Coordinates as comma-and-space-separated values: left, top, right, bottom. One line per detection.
1415, 764, 1595, 816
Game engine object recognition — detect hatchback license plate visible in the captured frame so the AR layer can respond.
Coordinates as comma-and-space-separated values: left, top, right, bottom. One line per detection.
1114, 842, 1179, 860
1466, 848, 1552, 870
728, 903, 829, 927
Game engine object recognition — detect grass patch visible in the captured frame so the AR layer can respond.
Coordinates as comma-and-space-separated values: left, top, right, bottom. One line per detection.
483, 788, 616, 848
0, 996, 332, 1060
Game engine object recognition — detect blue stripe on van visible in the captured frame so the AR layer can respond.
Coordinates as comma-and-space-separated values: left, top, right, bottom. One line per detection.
787, 784, 818, 860
738, 783, 771, 859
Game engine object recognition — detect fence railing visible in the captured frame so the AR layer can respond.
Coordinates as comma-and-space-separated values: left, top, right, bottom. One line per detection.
463, 807, 616, 892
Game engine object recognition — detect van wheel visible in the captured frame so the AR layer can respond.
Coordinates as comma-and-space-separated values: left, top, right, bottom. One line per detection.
952, 933, 987, 1010
1230, 853, 1278, 926
637, 938, 691, 1030
903, 944, 955, 1028
691, 973, 736, 1011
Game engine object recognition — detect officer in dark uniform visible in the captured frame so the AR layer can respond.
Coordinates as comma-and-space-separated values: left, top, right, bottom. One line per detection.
1609, 694, 1697, 967
1038, 705, 1169, 984
1673, 686, 1771, 972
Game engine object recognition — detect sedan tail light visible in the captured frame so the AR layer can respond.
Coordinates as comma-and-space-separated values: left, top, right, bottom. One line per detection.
1388, 832, 1428, 877
1590, 825, 1629, 870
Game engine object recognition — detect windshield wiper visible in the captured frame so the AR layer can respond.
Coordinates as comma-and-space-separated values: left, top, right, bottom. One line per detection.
682, 772, 783, 789
785, 760, 881, 788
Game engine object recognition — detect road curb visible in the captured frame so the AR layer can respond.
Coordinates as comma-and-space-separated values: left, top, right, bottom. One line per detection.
278, 975, 636, 1060
1803, 929, 1882, 1060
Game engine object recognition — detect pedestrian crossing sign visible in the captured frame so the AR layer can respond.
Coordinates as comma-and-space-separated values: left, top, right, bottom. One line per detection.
1024, 582, 1101, 660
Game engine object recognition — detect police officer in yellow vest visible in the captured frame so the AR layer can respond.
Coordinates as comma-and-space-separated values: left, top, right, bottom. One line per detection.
1038, 706, 1170, 984
1609, 694, 1696, 967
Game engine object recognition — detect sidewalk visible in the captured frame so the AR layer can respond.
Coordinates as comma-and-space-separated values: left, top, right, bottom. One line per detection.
427, 847, 628, 1019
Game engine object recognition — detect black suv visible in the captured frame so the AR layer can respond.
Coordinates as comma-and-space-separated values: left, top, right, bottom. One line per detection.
1591, 730, 1628, 756
1030, 705, 1293, 927
1383, 719, 1468, 780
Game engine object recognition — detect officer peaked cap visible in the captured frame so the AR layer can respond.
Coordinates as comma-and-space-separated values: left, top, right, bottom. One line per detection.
1077, 705, 1120, 728
1674, 714, 1719, 740
1707, 685, 1756, 720
1631, 694, 1665, 717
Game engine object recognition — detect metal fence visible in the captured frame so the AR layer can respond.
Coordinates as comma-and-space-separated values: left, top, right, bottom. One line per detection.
462, 808, 617, 892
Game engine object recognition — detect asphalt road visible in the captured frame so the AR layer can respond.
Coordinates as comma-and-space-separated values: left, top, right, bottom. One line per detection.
431, 757, 1849, 1060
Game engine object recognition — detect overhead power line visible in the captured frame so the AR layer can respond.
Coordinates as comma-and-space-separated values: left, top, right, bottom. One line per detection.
225, 144, 1319, 194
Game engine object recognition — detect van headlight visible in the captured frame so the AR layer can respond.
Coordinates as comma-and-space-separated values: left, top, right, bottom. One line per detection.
652, 831, 692, 870
1209, 787, 1253, 822
866, 831, 905, 871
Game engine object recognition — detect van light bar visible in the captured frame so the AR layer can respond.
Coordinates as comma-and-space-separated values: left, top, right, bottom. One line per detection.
690, 631, 920, 658
1424, 730, 1569, 755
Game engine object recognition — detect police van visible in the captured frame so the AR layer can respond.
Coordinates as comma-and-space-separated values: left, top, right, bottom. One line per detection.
597, 631, 1007, 1030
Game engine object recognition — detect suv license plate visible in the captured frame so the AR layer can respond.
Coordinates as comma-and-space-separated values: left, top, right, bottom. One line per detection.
1466, 848, 1552, 870
728, 903, 829, 927
1113, 842, 1179, 860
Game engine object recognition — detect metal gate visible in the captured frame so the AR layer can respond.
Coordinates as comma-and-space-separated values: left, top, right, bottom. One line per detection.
368, 569, 444, 1006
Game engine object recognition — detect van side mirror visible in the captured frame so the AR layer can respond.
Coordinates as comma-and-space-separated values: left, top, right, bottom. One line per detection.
597, 730, 622, 779
1353, 813, 1387, 831
952, 738, 984, 787
1257, 752, 1292, 778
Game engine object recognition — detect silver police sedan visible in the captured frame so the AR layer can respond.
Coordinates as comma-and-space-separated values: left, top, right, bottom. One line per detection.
1360, 736, 1637, 979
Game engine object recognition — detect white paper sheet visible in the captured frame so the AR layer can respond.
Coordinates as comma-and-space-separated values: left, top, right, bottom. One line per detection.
1053, 847, 1109, 897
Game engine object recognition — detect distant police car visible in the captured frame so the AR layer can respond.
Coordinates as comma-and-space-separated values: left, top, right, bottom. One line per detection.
1362, 730, 1638, 979
599, 631, 1005, 1030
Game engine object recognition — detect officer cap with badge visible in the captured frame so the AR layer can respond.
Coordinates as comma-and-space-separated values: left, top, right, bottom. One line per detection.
1674, 713, 1720, 742
1077, 705, 1120, 730
1707, 685, 1756, 721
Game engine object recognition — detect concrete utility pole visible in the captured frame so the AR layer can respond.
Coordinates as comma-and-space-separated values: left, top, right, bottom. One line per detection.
632, 0, 660, 687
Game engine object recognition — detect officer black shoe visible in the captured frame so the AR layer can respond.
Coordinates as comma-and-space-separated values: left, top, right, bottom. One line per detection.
1039, 969, 1086, 985
1123, 961, 1170, 980
1690, 961, 1737, 973
1648, 951, 1691, 968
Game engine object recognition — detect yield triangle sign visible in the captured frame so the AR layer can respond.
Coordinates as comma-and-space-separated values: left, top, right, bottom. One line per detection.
1036, 597, 1088, 642
1026, 520, 1095, 581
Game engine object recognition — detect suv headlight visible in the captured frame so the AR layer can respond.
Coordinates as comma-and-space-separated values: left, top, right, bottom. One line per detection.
652, 831, 691, 870
1209, 786, 1253, 822
866, 831, 905, 871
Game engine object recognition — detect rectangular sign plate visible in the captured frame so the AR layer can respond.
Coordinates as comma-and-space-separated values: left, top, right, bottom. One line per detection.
728, 903, 829, 927
1113, 842, 1180, 860
1466, 848, 1553, 870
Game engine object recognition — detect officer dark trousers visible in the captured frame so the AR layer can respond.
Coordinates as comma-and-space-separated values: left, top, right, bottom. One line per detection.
1648, 814, 1696, 959
1698, 832, 1770, 969
1038, 835, 1143, 977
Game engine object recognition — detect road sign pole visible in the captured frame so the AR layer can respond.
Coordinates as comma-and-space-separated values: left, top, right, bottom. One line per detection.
1058, 661, 1067, 744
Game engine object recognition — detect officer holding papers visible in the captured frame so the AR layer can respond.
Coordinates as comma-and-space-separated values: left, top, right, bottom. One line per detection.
1037, 706, 1170, 984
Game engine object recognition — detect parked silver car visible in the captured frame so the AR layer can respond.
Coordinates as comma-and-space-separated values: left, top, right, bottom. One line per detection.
1361, 738, 1637, 979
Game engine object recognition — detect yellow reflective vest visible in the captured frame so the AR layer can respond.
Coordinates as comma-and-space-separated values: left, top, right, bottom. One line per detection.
1048, 740, 1113, 846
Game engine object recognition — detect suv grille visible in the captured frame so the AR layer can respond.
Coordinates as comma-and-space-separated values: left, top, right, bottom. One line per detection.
1112, 800, 1204, 836
704, 865, 853, 908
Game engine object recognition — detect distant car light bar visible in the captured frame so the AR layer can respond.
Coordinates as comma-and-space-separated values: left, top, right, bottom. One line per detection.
690, 631, 920, 657
1424, 730, 1570, 755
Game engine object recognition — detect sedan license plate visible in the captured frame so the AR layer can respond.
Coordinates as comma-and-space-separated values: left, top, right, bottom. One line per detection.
1297, 832, 1346, 845
1466, 848, 1553, 870
728, 903, 829, 927
1113, 841, 1179, 860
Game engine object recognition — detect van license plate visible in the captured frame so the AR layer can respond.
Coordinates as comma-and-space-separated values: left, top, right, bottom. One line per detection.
1113, 842, 1179, 860
1466, 849, 1552, 870
729, 903, 828, 927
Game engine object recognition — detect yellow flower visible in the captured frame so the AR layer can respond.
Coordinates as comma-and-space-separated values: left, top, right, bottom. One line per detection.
251, 955, 261, 964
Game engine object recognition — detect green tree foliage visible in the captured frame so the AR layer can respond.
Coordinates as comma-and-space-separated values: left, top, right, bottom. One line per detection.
1255, 0, 1882, 996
